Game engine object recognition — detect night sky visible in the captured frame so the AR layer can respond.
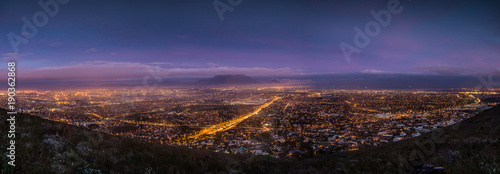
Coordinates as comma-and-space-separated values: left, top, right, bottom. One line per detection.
1, 0, 499, 81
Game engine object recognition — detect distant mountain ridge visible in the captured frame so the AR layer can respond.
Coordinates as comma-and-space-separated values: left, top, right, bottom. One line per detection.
19, 73, 499, 90
196, 74, 258, 86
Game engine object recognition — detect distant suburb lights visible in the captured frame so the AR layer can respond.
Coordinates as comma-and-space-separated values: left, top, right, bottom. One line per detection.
340, 0, 410, 63
7, 0, 71, 53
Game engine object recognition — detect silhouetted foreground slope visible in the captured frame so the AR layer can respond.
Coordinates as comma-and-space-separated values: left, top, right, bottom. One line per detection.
1, 105, 499, 173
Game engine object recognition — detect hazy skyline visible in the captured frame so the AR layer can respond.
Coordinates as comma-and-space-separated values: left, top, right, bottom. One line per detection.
1, 0, 500, 81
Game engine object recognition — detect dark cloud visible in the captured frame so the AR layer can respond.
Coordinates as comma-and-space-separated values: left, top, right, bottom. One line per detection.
414, 65, 470, 76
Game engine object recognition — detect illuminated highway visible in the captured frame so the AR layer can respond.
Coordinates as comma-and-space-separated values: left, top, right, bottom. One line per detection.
85, 113, 104, 119
188, 97, 280, 139
345, 100, 380, 113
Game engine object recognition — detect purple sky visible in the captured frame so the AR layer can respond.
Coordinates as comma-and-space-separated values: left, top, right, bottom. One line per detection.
1, 0, 500, 80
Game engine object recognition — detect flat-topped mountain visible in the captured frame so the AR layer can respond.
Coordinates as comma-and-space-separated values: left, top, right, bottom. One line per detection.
196, 74, 258, 86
